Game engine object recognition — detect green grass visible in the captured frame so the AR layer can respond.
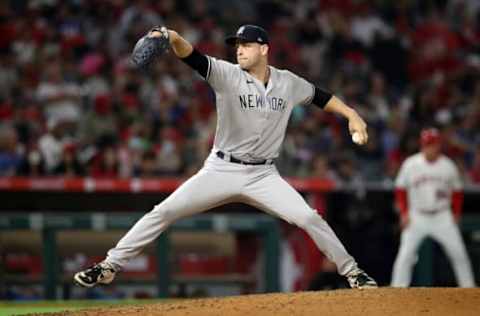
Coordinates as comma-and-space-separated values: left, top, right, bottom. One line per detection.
0, 306, 81, 316
0, 299, 167, 316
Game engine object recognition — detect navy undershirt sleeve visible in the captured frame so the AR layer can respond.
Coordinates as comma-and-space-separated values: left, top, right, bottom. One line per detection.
312, 86, 333, 108
180, 49, 209, 78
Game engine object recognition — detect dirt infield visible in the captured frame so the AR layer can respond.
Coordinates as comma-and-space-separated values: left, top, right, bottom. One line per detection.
42, 288, 479, 316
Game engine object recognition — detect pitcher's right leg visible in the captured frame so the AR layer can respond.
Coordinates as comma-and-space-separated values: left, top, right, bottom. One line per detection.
106, 169, 240, 269
75, 163, 241, 287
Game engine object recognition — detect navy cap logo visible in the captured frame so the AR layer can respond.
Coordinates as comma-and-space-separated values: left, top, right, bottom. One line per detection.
237, 26, 245, 35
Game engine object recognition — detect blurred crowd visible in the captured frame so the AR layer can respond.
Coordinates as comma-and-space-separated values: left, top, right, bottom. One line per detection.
0, 0, 480, 184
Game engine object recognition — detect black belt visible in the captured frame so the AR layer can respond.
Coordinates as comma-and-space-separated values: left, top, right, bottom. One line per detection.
216, 151, 274, 165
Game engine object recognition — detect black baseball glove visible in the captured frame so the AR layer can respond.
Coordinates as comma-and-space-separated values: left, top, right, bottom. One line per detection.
131, 26, 170, 70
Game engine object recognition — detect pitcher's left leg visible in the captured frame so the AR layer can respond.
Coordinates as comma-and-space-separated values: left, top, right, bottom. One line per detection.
243, 168, 375, 288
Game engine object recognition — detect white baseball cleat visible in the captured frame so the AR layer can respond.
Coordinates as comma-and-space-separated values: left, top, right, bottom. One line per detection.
74, 261, 117, 288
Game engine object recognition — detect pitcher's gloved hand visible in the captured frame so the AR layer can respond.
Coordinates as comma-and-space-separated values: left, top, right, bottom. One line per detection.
131, 26, 170, 70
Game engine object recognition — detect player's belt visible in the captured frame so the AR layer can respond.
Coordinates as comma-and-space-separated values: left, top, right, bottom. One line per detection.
216, 151, 274, 165
418, 209, 441, 215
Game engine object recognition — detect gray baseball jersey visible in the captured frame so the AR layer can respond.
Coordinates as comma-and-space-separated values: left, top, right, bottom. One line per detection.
206, 56, 315, 162
105, 54, 360, 281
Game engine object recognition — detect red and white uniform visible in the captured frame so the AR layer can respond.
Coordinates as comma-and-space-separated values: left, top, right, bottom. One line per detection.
391, 152, 475, 287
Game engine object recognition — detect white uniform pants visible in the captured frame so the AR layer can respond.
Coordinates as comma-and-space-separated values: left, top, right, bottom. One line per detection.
391, 211, 475, 287
107, 152, 357, 276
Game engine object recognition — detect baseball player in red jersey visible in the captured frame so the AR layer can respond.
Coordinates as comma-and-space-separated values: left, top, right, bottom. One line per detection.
391, 128, 476, 287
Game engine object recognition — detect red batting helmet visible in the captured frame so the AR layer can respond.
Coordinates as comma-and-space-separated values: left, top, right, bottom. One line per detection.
420, 128, 441, 147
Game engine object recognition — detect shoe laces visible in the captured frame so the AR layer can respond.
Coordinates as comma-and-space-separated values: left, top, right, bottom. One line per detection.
347, 268, 366, 278
85, 263, 112, 279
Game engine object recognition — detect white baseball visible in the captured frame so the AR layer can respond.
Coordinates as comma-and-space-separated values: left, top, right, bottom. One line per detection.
352, 132, 362, 144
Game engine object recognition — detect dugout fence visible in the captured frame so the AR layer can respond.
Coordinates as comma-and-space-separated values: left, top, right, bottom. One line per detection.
1, 177, 480, 299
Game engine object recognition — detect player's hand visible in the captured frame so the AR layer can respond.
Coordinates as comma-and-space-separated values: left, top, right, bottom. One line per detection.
150, 28, 192, 58
400, 216, 409, 230
348, 113, 368, 145
454, 215, 461, 224
149, 27, 178, 44
166, 30, 179, 44
147, 26, 169, 40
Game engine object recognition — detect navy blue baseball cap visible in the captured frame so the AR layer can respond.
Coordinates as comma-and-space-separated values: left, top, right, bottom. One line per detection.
225, 25, 269, 46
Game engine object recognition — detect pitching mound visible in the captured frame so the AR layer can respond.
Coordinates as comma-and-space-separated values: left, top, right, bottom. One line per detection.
44, 288, 479, 316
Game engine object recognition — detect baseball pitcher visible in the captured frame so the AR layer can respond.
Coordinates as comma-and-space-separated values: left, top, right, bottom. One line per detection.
74, 25, 377, 289
391, 128, 476, 287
